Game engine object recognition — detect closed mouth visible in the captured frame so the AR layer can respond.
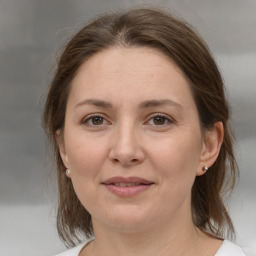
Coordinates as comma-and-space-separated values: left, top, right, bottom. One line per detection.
110, 183, 150, 187
102, 176, 154, 186
101, 177, 154, 197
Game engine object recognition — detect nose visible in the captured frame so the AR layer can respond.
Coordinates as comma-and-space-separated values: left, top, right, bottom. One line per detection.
108, 123, 145, 167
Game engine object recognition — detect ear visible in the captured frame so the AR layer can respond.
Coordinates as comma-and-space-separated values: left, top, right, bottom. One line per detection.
196, 122, 224, 176
56, 129, 70, 168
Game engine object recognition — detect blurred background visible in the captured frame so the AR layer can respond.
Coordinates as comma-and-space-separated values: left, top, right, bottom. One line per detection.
0, 0, 255, 255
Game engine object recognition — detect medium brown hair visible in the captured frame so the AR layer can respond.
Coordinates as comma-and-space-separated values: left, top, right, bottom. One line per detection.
42, 8, 238, 246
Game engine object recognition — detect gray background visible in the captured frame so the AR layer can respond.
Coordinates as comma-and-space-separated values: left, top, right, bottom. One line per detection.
0, 0, 255, 255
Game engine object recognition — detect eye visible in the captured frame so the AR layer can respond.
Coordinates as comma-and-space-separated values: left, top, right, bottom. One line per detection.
82, 114, 109, 126
147, 114, 174, 126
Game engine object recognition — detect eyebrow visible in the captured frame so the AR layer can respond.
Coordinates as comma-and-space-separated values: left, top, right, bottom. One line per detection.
76, 99, 113, 108
75, 98, 183, 110
139, 99, 183, 109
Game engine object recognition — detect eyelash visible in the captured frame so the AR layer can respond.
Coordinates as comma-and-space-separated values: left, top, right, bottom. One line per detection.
146, 113, 174, 126
82, 114, 109, 126
81, 113, 174, 127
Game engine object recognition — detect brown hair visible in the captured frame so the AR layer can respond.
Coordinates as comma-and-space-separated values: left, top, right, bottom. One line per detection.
42, 8, 238, 246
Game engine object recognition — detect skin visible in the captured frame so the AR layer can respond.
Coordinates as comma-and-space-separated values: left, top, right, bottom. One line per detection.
58, 47, 224, 256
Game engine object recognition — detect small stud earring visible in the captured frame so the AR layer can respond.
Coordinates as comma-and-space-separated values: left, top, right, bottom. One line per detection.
65, 169, 71, 176
203, 166, 208, 172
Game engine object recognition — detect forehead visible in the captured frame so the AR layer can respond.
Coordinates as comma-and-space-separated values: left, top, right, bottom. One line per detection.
73, 46, 185, 82
68, 47, 195, 109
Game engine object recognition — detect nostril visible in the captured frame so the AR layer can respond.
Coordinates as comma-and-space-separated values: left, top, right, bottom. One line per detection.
112, 158, 139, 166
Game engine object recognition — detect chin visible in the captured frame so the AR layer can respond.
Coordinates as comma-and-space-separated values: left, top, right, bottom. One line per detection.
99, 205, 157, 232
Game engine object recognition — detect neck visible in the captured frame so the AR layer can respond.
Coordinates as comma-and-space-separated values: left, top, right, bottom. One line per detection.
83, 213, 209, 256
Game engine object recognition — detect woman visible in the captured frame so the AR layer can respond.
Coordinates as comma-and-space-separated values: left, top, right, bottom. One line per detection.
43, 8, 246, 256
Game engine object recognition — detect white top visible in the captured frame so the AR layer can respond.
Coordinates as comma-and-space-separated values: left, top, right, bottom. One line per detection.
55, 239, 246, 256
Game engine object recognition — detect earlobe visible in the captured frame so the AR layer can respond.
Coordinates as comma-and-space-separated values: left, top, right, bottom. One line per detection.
55, 129, 69, 168
196, 122, 224, 176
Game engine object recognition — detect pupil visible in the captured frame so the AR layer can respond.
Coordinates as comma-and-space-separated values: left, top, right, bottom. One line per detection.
154, 116, 165, 125
93, 117, 103, 125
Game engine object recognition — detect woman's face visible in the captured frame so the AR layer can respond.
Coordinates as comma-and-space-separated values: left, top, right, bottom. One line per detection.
59, 47, 210, 232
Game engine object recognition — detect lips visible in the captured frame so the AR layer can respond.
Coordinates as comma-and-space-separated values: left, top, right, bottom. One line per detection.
101, 176, 154, 197
112, 183, 142, 187
103, 176, 153, 184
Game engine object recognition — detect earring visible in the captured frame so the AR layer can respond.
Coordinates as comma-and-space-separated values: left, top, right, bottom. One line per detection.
65, 169, 71, 176
203, 166, 208, 172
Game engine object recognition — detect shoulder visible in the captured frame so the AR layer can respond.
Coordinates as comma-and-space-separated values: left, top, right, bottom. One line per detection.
54, 242, 88, 256
215, 240, 247, 256
54, 239, 248, 256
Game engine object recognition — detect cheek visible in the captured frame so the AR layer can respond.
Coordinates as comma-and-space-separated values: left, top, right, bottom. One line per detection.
151, 134, 201, 167
65, 131, 108, 177
149, 134, 202, 189
65, 134, 109, 210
